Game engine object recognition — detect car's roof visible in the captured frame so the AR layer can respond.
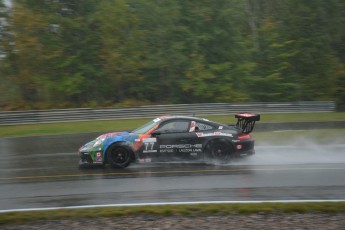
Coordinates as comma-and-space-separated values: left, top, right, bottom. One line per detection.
158, 115, 207, 120
157, 115, 222, 125
152, 115, 238, 132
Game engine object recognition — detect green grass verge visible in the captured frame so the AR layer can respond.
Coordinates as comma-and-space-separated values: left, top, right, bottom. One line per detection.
1, 202, 345, 225
0, 112, 344, 138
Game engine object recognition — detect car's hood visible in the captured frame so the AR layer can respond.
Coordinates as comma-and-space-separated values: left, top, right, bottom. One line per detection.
79, 131, 139, 152
97, 131, 123, 140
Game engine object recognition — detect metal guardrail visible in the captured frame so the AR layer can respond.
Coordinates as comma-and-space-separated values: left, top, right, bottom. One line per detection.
0, 101, 336, 125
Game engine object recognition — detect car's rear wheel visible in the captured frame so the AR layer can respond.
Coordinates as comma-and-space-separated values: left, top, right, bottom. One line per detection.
205, 139, 233, 164
106, 145, 132, 168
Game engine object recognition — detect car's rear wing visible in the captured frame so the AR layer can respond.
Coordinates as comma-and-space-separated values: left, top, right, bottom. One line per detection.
234, 113, 260, 134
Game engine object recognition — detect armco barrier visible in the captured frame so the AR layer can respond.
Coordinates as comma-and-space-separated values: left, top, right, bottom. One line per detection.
0, 101, 336, 125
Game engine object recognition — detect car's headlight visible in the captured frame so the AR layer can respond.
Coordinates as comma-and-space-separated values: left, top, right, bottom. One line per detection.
93, 137, 105, 147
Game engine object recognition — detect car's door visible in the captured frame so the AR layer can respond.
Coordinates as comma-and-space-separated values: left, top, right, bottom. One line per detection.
151, 119, 191, 161
154, 119, 211, 161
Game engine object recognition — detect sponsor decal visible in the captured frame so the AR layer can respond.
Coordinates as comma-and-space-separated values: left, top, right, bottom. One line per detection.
143, 149, 157, 153
179, 148, 202, 153
160, 144, 202, 153
139, 158, 152, 163
160, 149, 173, 153
196, 132, 233, 137
96, 156, 102, 161
138, 159, 145, 163
153, 118, 161, 122
143, 138, 157, 143
160, 144, 202, 149
196, 132, 203, 137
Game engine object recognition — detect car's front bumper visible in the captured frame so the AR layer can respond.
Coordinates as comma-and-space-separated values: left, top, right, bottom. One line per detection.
79, 152, 104, 166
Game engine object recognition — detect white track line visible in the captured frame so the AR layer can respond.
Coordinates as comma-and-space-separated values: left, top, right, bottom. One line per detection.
1, 200, 345, 213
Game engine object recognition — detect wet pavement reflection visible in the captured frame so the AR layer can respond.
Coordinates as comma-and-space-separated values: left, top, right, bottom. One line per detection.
1, 135, 345, 210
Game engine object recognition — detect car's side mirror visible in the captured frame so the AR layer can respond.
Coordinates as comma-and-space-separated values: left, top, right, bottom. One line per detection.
151, 130, 162, 136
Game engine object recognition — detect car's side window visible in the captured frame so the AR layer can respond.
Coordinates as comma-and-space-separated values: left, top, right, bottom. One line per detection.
159, 121, 189, 133
195, 122, 214, 131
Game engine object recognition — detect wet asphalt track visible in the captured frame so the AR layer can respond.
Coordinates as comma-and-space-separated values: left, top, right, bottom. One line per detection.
1, 135, 345, 211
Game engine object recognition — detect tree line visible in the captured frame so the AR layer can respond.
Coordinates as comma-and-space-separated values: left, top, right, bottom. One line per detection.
0, 0, 344, 110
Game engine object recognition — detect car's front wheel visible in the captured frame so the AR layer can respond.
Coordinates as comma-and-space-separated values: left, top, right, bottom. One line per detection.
106, 144, 132, 168
205, 139, 233, 164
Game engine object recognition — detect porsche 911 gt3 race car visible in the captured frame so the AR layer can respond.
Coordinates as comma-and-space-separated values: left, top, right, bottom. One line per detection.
78, 113, 260, 168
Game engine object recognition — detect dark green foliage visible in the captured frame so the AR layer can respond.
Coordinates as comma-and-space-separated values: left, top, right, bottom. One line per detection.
0, 0, 344, 110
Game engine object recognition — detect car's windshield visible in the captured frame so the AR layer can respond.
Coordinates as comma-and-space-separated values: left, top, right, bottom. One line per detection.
132, 120, 159, 134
